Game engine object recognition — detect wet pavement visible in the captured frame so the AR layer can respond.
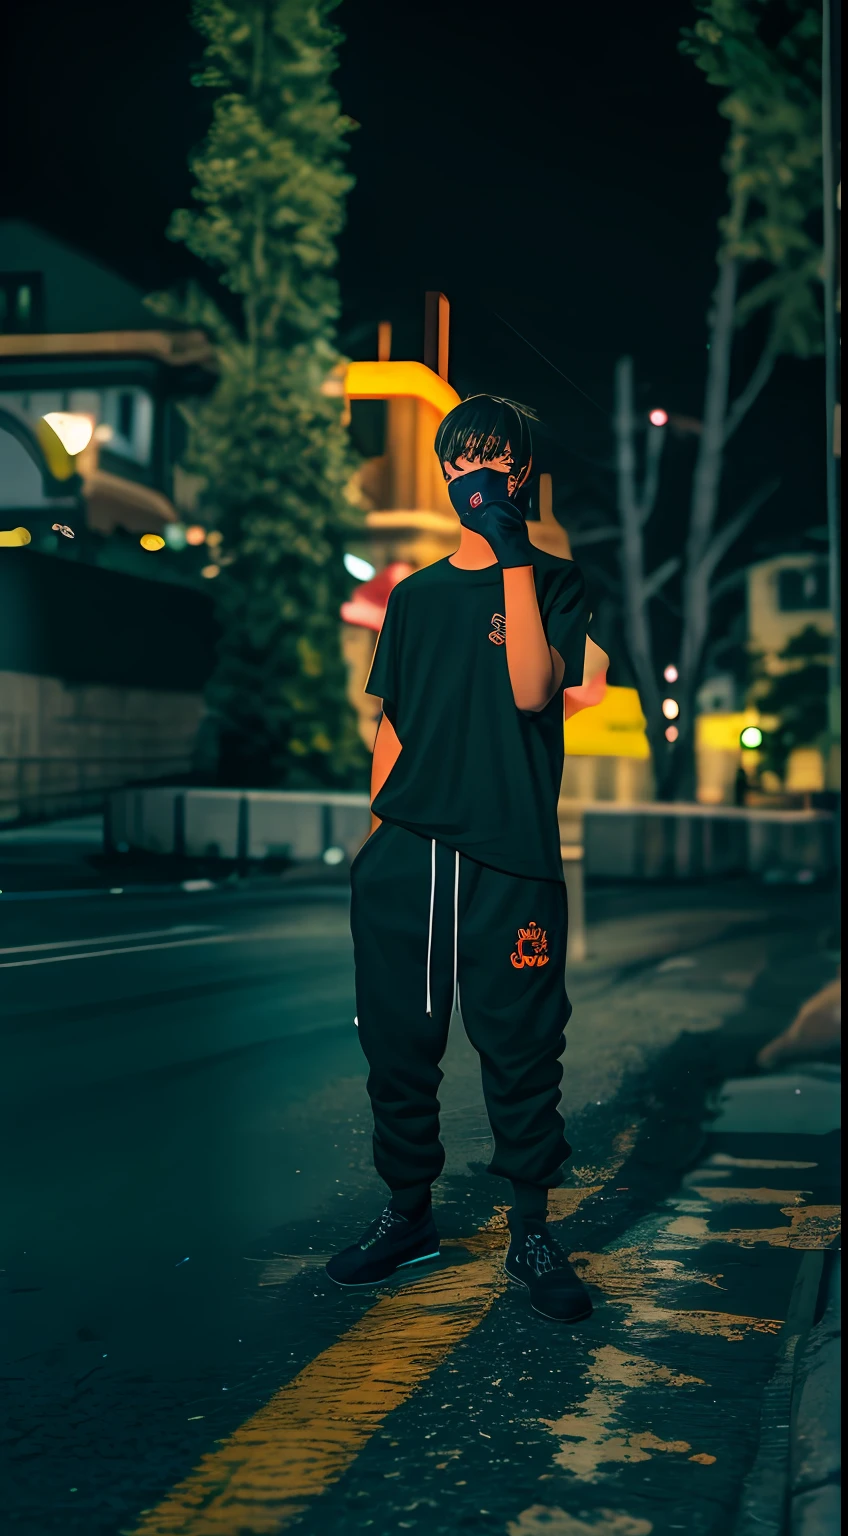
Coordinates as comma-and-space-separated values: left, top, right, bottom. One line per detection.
0, 872, 840, 1535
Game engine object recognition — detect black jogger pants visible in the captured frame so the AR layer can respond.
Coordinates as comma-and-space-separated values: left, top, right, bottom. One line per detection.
349, 821, 573, 1204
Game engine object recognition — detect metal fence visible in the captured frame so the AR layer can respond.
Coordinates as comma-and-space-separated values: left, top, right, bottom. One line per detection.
0, 755, 195, 827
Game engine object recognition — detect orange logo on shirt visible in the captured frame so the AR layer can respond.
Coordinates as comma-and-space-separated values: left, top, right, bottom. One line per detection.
510, 921, 550, 968
489, 612, 506, 645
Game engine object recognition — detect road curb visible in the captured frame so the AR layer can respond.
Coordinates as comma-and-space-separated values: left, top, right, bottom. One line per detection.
733, 1251, 825, 1536
789, 1252, 841, 1535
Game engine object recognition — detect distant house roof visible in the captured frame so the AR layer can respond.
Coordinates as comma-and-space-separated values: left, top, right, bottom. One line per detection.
0, 219, 167, 334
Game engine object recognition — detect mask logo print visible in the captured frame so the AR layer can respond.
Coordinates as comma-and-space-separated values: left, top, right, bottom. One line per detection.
510, 921, 550, 969
469, 491, 483, 507
488, 612, 506, 645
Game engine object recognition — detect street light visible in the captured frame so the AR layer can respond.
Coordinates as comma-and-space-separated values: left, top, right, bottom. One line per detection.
662, 698, 679, 720
42, 412, 93, 456
740, 726, 763, 750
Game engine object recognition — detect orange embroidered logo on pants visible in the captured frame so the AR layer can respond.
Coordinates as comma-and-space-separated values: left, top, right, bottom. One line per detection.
510, 921, 550, 968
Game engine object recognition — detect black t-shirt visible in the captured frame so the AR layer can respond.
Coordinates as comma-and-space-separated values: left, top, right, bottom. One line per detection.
364, 552, 591, 884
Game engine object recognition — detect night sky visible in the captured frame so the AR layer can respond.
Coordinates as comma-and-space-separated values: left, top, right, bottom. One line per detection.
2, 0, 827, 612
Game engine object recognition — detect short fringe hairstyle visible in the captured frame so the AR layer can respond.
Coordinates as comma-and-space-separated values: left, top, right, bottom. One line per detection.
434, 394, 536, 484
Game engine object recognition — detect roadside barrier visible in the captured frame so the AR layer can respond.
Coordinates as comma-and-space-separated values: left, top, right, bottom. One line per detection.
106, 788, 835, 882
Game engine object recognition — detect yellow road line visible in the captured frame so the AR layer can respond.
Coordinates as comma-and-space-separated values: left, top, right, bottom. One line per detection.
662, 1205, 841, 1250
570, 1248, 783, 1340
687, 1186, 812, 1205
126, 1254, 506, 1535
127, 1145, 639, 1535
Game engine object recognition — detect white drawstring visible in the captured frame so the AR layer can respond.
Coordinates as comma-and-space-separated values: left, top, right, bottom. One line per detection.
426, 840, 461, 1017
425, 838, 436, 1016
452, 849, 460, 1015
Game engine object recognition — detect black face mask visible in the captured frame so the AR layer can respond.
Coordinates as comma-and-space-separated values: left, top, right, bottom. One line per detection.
446, 465, 513, 518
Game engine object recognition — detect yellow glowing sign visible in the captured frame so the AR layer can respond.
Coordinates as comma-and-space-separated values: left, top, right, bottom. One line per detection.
345, 360, 461, 420
564, 686, 650, 759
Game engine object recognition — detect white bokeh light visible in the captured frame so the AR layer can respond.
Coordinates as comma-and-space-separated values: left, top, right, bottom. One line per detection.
344, 552, 376, 582
662, 698, 680, 720
42, 412, 94, 456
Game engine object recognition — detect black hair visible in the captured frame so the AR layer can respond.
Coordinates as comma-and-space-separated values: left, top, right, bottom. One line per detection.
434, 394, 536, 485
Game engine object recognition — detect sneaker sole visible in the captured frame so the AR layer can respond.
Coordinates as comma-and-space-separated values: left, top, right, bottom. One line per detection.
325, 1250, 441, 1289
505, 1268, 593, 1323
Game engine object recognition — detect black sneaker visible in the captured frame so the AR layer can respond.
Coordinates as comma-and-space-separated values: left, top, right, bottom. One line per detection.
505, 1225, 593, 1322
325, 1205, 441, 1287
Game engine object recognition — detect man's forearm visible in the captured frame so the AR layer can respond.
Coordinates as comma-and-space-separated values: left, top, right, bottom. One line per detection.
502, 566, 558, 711
369, 712, 402, 833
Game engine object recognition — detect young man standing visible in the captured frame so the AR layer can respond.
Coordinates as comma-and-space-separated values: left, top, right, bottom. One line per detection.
326, 396, 608, 1323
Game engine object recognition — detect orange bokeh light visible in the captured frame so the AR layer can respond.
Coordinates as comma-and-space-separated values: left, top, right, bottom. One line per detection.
185, 525, 207, 546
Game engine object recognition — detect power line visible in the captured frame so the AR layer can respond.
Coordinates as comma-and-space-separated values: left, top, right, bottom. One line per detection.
491, 310, 610, 418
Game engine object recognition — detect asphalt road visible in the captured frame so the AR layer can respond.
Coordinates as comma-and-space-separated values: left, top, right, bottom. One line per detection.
0, 876, 840, 1536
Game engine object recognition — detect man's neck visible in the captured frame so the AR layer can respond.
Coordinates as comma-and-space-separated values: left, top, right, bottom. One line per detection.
448, 528, 498, 570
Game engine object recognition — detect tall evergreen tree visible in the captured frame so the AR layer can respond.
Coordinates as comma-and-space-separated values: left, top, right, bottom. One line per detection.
148, 0, 367, 788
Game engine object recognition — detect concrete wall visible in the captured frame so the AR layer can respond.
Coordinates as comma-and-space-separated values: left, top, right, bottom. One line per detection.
0, 671, 204, 822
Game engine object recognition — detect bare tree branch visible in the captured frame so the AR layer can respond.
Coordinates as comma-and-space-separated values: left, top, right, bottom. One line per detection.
638, 420, 667, 524
580, 562, 621, 597
722, 341, 778, 446
700, 478, 780, 582
641, 556, 681, 602
568, 525, 620, 547
709, 567, 748, 603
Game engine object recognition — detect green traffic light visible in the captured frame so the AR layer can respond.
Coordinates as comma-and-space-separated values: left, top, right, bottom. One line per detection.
740, 726, 763, 750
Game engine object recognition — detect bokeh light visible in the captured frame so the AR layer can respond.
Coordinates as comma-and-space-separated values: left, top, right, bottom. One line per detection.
740, 725, 763, 750
662, 698, 679, 720
201, 564, 220, 579
185, 525, 207, 546
663, 664, 678, 683
140, 534, 165, 551
649, 408, 669, 427
665, 725, 679, 742
163, 524, 187, 550
344, 551, 376, 581
42, 413, 94, 456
